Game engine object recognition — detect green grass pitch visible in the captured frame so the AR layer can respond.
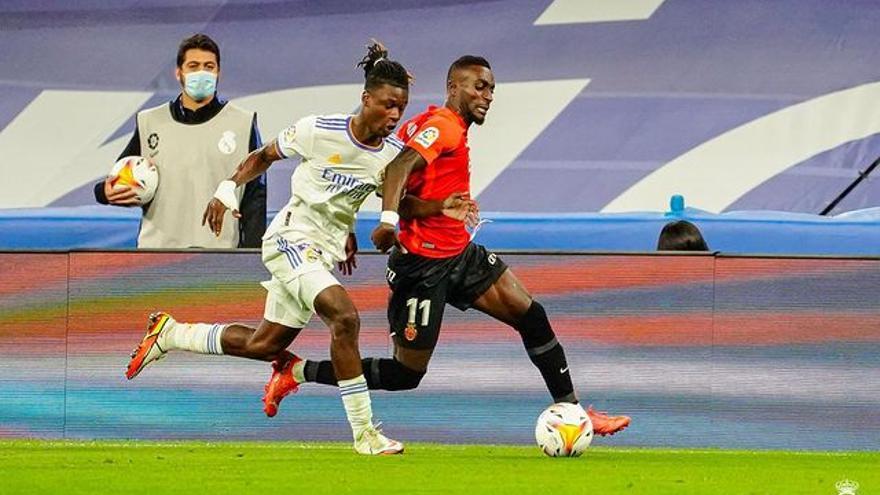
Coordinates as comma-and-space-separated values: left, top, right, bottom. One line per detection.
0, 441, 875, 494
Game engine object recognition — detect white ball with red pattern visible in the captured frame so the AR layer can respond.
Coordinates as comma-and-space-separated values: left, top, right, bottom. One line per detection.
108, 155, 159, 205
535, 402, 593, 457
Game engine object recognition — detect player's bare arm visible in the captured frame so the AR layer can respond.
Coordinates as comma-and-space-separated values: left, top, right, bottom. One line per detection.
371, 148, 427, 252
203, 140, 282, 236
400, 192, 477, 226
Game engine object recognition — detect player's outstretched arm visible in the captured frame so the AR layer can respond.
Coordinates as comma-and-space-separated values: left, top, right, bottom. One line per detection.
399, 194, 441, 219
203, 139, 283, 237
230, 139, 283, 186
400, 192, 476, 224
380, 148, 426, 213
372, 148, 426, 252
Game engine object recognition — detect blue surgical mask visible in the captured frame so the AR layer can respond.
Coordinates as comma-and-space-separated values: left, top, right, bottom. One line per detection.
183, 70, 217, 102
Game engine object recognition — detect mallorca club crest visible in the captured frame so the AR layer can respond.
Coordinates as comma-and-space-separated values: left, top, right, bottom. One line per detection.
404, 322, 418, 341
836, 480, 859, 495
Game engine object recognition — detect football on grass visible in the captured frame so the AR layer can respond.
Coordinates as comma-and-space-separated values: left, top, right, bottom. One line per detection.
535, 402, 593, 457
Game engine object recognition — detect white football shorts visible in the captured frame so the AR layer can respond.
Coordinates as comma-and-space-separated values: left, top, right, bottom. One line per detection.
261, 234, 340, 328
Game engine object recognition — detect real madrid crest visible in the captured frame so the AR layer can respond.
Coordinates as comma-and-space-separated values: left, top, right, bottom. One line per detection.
304, 246, 320, 263
218, 130, 237, 154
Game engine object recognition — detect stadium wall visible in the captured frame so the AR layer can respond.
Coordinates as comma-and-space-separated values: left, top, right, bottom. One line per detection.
0, 251, 878, 450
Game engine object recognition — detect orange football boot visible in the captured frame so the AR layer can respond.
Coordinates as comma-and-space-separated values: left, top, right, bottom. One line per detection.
263, 355, 302, 417
587, 406, 631, 436
125, 312, 173, 380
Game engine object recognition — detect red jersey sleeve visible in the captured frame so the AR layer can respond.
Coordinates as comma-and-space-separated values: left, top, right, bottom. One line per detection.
403, 115, 461, 165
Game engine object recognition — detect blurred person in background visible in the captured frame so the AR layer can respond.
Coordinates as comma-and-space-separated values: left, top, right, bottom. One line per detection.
657, 220, 710, 251
94, 33, 265, 248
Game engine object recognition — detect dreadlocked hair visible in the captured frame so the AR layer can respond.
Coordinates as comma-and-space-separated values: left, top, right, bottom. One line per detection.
356, 40, 410, 91
446, 55, 491, 83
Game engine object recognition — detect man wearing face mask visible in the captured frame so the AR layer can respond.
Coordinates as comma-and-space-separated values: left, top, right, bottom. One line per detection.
94, 33, 265, 248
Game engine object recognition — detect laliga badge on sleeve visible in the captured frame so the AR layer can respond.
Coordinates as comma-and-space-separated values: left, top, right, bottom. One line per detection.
282, 125, 296, 145
414, 127, 439, 148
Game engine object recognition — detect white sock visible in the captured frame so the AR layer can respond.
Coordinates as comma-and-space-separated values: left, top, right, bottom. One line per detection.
291, 359, 306, 383
339, 375, 372, 438
159, 322, 225, 355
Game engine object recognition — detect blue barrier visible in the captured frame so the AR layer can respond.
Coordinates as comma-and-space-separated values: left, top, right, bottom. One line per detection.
1, 205, 879, 254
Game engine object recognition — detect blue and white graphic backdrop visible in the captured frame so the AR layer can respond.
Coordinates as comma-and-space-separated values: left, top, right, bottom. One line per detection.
1, 0, 879, 214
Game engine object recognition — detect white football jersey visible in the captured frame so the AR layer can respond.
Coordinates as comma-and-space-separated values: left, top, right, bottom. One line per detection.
264, 114, 405, 262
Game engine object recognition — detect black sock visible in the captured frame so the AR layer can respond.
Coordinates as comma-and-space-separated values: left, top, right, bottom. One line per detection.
303, 357, 424, 390
528, 342, 576, 403
516, 301, 577, 403
303, 359, 338, 386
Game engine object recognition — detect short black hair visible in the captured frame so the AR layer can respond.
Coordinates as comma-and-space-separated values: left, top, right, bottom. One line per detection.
356, 41, 410, 91
446, 55, 491, 83
657, 220, 710, 251
177, 33, 220, 68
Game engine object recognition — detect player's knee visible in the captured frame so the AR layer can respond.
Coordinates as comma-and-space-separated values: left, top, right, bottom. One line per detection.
515, 300, 555, 348
330, 310, 360, 343
384, 360, 425, 390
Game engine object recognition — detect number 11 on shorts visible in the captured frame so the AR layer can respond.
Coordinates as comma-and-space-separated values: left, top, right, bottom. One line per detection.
406, 298, 431, 327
